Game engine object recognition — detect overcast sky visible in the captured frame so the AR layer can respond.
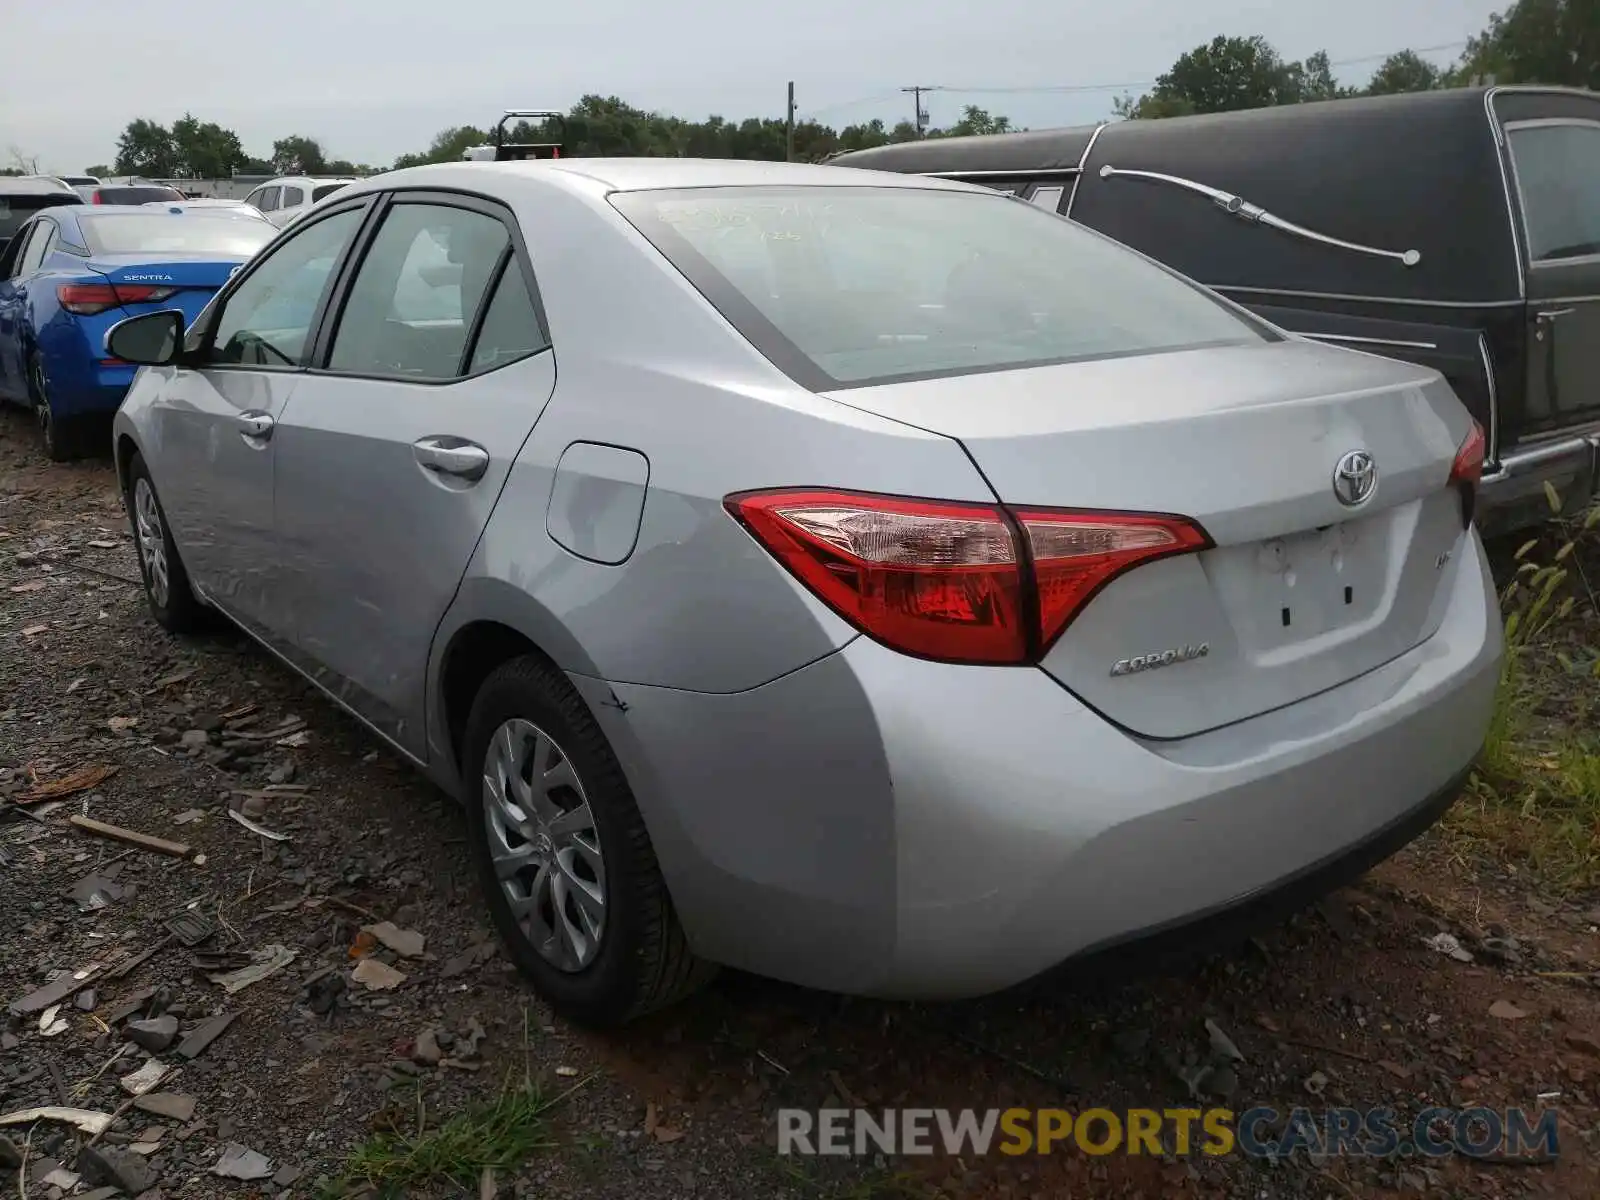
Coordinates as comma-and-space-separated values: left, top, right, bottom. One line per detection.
1, 0, 1505, 173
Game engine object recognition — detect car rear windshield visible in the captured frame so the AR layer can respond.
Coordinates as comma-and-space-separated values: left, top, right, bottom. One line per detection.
80, 214, 275, 256
312, 183, 350, 202
95, 186, 186, 205
611, 185, 1271, 390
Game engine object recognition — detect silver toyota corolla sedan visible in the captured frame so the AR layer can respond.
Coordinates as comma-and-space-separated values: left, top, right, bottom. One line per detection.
105, 158, 1502, 1026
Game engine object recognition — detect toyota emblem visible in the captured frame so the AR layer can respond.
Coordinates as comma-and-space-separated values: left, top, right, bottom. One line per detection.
1332, 450, 1378, 508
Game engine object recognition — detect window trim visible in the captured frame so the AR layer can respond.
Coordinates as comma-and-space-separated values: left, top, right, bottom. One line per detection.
185, 196, 378, 375
1503, 117, 1600, 271
306, 187, 552, 387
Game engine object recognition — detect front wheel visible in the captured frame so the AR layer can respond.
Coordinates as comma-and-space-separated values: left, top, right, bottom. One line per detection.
126, 452, 204, 633
462, 655, 714, 1026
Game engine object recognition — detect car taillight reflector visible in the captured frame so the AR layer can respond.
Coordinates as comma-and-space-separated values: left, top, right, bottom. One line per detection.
1449, 420, 1486, 487
726, 488, 1210, 665
58, 283, 178, 315
1015, 510, 1212, 649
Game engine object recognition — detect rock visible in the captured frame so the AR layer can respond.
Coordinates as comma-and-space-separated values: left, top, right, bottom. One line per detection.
1205, 1018, 1245, 1063
0, 1032, 17, 1051
179, 729, 210, 749
1423, 932, 1473, 963
212, 1143, 274, 1180
1564, 1031, 1600, 1058
1489, 999, 1528, 1021
77, 1144, 158, 1195
0, 1134, 22, 1169
127, 1015, 180, 1052
412, 1028, 443, 1066
351, 958, 406, 991
75, 989, 98, 1011
147, 985, 174, 1018
362, 922, 426, 959
271, 1163, 303, 1186
268, 763, 295, 785
133, 1092, 196, 1121
240, 795, 268, 820
1110, 1028, 1149, 1058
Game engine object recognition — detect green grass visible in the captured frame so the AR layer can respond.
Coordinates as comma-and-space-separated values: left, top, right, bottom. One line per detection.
320, 1078, 559, 1198
1443, 495, 1600, 891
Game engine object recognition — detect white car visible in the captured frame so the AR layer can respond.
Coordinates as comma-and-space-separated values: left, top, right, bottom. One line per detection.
243, 176, 358, 228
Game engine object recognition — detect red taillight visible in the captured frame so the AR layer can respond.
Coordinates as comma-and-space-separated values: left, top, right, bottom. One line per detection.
1450, 420, 1486, 487
725, 488, 1210, 665
58, 283, 178, 315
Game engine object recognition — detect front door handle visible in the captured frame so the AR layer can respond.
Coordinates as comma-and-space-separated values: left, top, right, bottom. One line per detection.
1537, 308, 1576, 324
413, 435, 489, 482
239, 410, 275, 441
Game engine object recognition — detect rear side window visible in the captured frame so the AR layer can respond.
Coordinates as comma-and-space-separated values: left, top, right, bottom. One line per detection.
95, 186, 185, 205
469, 261, 547, 372
282, 186, 305, 207
327, 202, 510, 380
1507, 122, 1600, 263
611, 185, 1269, 391
312, 183, 349, 202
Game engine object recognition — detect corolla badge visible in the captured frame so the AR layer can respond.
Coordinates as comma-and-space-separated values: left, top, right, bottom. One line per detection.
1109, 643, 1210, 678
1332, 450, 1378, 508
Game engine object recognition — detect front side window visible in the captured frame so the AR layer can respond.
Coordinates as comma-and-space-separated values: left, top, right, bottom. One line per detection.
253, 187, 281, 213
611, 185, 1269, 391
326, 202, 510, 379
209, 208, 362, 366
1508, 122, 1600, 264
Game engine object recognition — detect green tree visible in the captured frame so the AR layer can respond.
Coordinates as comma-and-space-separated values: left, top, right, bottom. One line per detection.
930, 106, 1015, 137
1116, 35, 1349, 118
271, 135, 328, 174
170, 113, 248, 177
392, 126, 489, 169
1454, 0, 1600, 88
84, 164, 111, 177
114, 119, 177, 176
1366, 49, 1444, 94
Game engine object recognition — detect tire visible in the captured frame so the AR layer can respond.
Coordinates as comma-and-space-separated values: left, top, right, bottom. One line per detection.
462, 655, 714, 1026
125, 451, 205, 633
28, 353, 83, 463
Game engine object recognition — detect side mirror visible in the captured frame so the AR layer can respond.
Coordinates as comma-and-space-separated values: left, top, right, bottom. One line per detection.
106, 309, 184, 366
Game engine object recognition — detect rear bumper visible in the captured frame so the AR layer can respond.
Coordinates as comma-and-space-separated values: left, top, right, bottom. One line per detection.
578, 529, 1502, 1000
1479, 425, 1600, 534
39, 327, 137, 419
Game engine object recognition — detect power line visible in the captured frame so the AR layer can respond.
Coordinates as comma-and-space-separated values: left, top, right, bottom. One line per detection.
799, 39, 1470, 116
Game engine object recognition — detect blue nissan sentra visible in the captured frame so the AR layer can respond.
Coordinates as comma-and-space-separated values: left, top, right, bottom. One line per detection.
0, 205, 276, 459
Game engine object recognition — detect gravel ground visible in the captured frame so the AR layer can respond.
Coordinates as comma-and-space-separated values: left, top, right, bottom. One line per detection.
3, 406, 1600, 1199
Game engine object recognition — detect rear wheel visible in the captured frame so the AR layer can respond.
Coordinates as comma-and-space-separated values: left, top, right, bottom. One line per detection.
462, 655, 714, 1026
125, 451, 204, 633
27, 354, 83, 463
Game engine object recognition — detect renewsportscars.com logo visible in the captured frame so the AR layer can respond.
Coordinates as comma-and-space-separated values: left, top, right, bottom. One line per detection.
777, 1106, 1560, 1160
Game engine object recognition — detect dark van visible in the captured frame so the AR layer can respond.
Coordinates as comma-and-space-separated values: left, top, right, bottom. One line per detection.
832, 86, 1600, 533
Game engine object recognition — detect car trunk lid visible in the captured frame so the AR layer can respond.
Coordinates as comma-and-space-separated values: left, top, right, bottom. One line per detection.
823, 338, 1475, 739
86, 256, 241, 322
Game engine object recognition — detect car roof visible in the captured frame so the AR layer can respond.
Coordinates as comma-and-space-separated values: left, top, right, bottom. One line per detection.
0, 176, 77, 196
366, 157, 987, 198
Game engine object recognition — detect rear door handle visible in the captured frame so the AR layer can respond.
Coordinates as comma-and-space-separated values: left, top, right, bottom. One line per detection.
239, 410, 275, 442
413, 435, 489, 482
1537, 308, 1576, 324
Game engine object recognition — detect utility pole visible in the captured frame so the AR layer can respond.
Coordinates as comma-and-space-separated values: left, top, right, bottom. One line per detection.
785, 81, 796, 162
901, 86, 935, 137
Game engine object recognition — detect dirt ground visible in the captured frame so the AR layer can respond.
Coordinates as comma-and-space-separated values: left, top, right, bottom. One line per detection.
3, 404, 1600, 1199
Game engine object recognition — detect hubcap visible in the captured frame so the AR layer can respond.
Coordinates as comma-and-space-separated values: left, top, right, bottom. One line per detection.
482, 718, 606, 972
132, 479, 170, 608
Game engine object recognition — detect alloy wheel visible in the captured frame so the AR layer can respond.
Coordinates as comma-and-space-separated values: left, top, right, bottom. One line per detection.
482, 718, 607, 972
132, 478, 171, 609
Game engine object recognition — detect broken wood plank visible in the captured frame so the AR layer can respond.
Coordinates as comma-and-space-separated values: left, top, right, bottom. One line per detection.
8, 966, 101, 1017
177, 1012, 237, 1060
69, 816, 190, 859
